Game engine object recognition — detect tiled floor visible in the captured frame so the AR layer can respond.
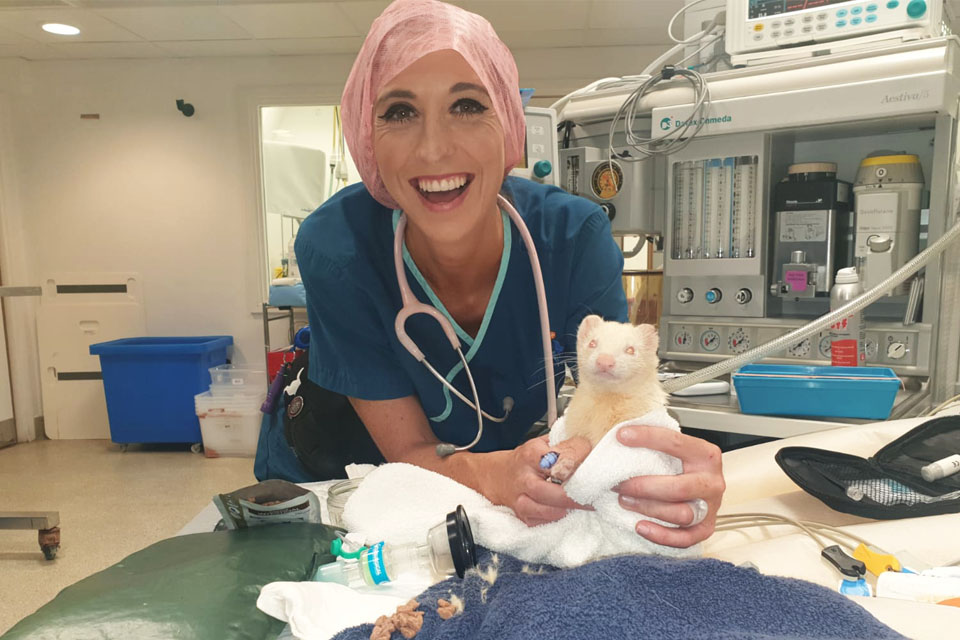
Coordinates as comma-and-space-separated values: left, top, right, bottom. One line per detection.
0, 439, 255, 635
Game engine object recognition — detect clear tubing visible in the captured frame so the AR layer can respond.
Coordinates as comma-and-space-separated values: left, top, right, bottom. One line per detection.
662, 216, 960, 394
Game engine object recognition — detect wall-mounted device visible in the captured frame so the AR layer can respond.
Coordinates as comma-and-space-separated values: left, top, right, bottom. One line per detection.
510, 106, 559, 187
558, 146, 657, 234
853, 153, 925, 295
770, 162, 854, 299
726, 0, 945, 65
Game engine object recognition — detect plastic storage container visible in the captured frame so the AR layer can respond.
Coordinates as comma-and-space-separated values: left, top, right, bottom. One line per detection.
195, 391, 264, 458
208, 364, 267, 396
90, 336, 232, 444
732, 364, 900, 420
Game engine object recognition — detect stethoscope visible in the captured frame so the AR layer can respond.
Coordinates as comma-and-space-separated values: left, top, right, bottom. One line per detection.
393, 194, 557, 457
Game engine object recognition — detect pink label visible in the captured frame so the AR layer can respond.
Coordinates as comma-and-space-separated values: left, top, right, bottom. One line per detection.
784, 271, 808, 292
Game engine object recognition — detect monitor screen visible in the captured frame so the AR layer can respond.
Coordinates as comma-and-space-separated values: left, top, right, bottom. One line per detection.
749, 0, 854, 20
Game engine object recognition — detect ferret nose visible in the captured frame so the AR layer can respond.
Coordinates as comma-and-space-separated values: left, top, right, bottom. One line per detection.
596, 354, 615, 372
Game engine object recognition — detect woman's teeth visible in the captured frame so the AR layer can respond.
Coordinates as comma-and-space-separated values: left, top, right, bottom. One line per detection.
418, 175, 467, 192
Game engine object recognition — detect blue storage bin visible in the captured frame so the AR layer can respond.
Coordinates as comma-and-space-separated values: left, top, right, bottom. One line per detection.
90, 336, 233, 444
732, 364, 901, 420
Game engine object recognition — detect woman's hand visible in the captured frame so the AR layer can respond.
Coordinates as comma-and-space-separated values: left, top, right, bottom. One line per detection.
614, 425, 725, 548
482, 435, 591, 527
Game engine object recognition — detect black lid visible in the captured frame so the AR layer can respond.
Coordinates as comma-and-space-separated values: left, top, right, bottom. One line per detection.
446, 505, 477, 578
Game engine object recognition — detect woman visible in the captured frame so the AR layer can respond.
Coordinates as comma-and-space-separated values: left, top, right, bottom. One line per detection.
296, 0, 724, 548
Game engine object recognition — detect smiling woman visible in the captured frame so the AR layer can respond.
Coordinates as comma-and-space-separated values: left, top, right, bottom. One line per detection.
290, 0, 725, 549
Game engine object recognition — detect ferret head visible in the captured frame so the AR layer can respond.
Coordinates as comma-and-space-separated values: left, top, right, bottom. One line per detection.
575, 315, 659, 392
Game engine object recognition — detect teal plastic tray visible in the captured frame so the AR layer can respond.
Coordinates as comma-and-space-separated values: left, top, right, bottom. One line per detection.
732, 364, 900, 420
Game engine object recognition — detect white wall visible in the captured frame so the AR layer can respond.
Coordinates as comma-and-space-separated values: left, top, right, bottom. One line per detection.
0, 45, 665, 440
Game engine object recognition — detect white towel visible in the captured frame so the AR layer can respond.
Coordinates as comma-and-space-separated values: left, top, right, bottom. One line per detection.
342, 408, 700, 567
258, 579, 431, 640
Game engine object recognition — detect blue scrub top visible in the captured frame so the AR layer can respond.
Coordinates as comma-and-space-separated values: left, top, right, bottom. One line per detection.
295, 176, 627, 452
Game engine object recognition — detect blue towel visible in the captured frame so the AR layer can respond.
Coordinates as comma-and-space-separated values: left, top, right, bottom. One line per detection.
333, 549, 905, 640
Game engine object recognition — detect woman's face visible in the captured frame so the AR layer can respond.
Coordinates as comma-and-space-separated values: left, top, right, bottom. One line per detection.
372, 49, 505, 241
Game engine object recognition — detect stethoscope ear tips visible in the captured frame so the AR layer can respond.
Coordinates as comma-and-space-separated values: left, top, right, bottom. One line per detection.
502, 396, 514, 413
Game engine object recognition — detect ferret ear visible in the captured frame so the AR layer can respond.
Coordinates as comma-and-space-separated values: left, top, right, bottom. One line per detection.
636, 323, 658, 350
578, 315, 603, 343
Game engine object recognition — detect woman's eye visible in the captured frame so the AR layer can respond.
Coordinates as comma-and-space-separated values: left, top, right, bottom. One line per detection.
378, 103, 417, 124
625, 346, 636, 356
451, 98, 488, 117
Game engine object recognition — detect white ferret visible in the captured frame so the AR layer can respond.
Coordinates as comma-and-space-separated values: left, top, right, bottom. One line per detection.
561, 314, 666, 447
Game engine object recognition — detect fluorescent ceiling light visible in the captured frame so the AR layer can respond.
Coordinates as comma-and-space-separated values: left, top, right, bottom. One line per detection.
42, 23, 80, 36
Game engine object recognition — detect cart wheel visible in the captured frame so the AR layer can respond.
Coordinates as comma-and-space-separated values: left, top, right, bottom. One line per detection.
190, 443, 204, 455
39, 527, 60, 561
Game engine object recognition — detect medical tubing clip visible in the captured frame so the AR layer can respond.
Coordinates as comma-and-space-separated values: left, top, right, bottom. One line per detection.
822, 545, 866, 578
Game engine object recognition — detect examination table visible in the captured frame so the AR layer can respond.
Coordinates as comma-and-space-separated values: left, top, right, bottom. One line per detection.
2, 413, 958, 640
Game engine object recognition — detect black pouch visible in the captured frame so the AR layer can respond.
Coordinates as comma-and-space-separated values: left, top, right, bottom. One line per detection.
775, 415, 960, 519
283, 351, 385, 480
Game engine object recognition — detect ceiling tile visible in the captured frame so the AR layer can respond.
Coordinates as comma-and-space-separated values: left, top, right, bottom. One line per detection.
219, 2, 358, 39
259, 36, 362, 54
452, 1, 590, 32
583, 26, 673, 46
336, 0, 389, 34
499, 29, 583, 50
0, 7, 141, 42
43, 40, 166, 58
0, 40, 57, 58
0, 1, 69, 7
154, 38, 272, 57
0, 22, 37, 43
93, 6, 254, 41
588, 0, 685, 31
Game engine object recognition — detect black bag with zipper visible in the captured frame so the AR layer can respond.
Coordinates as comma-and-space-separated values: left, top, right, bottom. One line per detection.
775, 415, 960, 519
282, 350, 385, 481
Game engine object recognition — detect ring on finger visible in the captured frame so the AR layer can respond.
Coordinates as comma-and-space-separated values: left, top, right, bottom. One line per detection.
685, 498, 708, 527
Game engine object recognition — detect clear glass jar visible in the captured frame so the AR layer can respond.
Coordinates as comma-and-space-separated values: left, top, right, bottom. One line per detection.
326, 478, 363, 527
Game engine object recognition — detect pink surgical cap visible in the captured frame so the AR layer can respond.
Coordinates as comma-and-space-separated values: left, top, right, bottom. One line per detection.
340, 0, 526, 209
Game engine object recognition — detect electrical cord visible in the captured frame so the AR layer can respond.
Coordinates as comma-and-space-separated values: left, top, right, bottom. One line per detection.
668, 0, 726, 44
715, 512, 889, 555
925, 392, 960, 416
607, 65, 711, 166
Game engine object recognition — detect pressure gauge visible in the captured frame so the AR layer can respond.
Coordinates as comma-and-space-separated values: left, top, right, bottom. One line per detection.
728, 328, 750, 354
819, 336, 832, 358
700, 329, 721, 352
787, 339, 811, 358
674, 330, 692, 347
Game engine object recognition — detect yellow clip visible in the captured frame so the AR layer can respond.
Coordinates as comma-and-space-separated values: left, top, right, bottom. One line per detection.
853, 544, 901, 576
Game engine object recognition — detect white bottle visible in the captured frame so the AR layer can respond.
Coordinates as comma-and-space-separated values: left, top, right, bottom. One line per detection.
286, 235, 300, 280
829, 267, 865, 367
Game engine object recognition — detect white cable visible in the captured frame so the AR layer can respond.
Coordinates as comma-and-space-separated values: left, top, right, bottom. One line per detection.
925, 392, 960, 416
668, 0, 724, 44
607, 66, 711, 165
716, 513, 889, 554
676, 31, 725, 68
663, 215, 960, 394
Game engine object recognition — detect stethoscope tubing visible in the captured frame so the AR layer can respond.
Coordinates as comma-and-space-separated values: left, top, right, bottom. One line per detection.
393, 193, 557, 454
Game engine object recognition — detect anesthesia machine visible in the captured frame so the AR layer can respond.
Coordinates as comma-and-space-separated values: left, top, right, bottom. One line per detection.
554, 0, 960, 427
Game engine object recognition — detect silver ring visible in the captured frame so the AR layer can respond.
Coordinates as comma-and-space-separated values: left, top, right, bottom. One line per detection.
685, 498, 708, 527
